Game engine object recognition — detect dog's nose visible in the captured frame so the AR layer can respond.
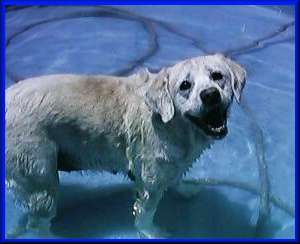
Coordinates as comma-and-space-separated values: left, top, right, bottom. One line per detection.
200, 87, 221, 107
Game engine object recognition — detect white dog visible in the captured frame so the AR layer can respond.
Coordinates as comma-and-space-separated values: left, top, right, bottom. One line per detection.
5, 54, 246, 238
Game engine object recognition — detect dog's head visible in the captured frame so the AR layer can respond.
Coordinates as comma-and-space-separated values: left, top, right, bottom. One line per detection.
145, 54, 246, 139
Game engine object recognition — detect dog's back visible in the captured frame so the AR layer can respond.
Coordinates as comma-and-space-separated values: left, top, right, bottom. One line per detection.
5, 74, 141, 210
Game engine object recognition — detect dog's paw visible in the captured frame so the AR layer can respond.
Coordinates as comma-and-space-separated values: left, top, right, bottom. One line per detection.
138, 226, 171, 239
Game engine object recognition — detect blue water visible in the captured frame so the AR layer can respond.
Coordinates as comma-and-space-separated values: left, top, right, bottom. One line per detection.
5, 5, 295, 238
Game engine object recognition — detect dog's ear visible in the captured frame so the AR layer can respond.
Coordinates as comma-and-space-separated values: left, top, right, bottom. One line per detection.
227, 59, 246, 103
216, 54, 246, 103
145, 68, 175, 123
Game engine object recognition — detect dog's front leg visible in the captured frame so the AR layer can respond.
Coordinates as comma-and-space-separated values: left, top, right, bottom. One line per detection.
133, 188, 168, 238
133, 162, 175, 238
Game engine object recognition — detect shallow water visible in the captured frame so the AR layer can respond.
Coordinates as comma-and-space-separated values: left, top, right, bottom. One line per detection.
5, 5, 295, 238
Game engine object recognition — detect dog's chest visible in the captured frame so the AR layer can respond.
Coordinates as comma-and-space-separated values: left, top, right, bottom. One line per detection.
177, 132, 212, 168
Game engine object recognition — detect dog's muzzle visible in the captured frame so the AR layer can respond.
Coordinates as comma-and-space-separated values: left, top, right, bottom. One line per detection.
186, 106, 228, 139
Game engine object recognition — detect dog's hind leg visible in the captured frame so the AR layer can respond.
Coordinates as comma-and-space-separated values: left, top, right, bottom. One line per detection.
25, 189, 57, 237
6, 210, 54, 238
6, 136, 59, 238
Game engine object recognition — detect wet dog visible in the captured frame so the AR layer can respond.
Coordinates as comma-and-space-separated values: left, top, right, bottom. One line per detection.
5, 54, 246, 238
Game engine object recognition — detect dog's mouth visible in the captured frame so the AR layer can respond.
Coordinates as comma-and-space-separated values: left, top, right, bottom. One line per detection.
185, 107, 228, 139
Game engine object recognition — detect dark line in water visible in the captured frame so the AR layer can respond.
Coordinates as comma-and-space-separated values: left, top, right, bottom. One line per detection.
106, 6, 210, 54
225, 22, 294, 57
239, 98, 271, 235
183, 178, 294, 218
219, 21, 294, 233
154, 19, 210, 54
6, 6, 294, 81
233, 36, 294, 57
218, 22, 294, 234
5, 6, 160, 82
113, 20, 159, 76
118, 6, 295, 59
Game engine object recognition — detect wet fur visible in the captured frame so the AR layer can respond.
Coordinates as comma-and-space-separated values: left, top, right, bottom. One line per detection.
5, 54, 246, 238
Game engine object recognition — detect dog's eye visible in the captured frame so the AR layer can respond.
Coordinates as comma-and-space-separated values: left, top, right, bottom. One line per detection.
210, 71, 223, 81
179, 80, 191, 91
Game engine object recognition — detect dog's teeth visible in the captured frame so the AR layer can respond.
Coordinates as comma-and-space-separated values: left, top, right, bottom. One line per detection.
211, 124, 225, 133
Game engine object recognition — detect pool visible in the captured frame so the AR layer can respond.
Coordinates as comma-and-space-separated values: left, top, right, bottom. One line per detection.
5, 5, 295, 239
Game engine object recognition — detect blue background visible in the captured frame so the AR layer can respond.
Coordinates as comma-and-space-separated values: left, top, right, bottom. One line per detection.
1, 0, 298, 241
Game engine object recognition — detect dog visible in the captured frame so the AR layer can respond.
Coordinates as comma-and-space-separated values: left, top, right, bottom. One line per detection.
5, 53, 246, 238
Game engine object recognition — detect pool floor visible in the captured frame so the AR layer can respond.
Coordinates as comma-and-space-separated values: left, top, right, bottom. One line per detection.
5, 5, 295, 239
